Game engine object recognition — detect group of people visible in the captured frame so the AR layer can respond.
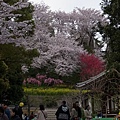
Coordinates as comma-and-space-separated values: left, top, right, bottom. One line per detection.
20, 100, 91, 120
0, 100, 103, 120
1, 100, 120, 120
0, 101, 47, 120
55, 100, 92, 120
0, 101, 24, 120
0, 100, 92, 120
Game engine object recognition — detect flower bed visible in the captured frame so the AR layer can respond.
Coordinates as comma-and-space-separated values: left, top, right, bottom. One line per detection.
23, 87, 79, 95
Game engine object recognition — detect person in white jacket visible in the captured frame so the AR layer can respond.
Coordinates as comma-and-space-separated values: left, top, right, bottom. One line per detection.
71, 103, 78, 120
37, 104, 47, 120
84, 105, 92, 120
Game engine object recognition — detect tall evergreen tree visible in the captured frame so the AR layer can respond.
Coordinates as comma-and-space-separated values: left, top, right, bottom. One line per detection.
100, 0, 120, 101
0, 60, 9, 99
101, 0, 120, 72
0, 0, 38, 103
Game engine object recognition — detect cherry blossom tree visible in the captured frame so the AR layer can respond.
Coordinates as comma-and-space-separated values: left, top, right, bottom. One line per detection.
31, 33, 86, 76
52, 8, 107, 52
0, 0, 34, 45
22, 3, 107, 78
23, 4, 85, 76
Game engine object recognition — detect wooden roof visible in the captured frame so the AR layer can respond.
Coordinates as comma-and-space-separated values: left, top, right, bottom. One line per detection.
76, 70, 106, 88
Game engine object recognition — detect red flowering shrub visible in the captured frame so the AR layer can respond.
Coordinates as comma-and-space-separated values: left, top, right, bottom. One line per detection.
80, 54, 105, 81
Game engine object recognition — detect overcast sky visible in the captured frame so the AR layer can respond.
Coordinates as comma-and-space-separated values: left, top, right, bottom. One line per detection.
29, 0, 102, 12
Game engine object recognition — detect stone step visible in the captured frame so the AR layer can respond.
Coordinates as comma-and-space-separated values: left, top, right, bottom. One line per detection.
46, 108, 57, 120
23, 108, 57, 120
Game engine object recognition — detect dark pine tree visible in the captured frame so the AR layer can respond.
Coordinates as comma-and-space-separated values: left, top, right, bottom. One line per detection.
100, 0, 120, 112
0, 0, 38, 103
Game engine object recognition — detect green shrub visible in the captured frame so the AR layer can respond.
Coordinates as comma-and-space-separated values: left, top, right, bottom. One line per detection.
43, 96, 57, 108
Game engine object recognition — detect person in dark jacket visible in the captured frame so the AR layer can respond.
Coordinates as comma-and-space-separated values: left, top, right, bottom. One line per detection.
0, 106, 9, 120
11, 108, 21, 120
55, 101, 70, 120
13, 104, 23, 120
75, 101, 82, 120
29, 112, 34, 120
17, 103, 23, 120
2, 101, 11, 120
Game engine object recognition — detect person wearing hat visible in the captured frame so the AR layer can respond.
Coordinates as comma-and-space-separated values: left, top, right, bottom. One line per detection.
116, 112, 120, 120
17, 102, 24, 120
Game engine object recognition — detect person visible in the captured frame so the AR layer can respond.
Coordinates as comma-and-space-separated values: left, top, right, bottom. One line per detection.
17, 102, 23, 120
75, 101, 82, 120
0, 106, 9, 120
29, 112, 34, 120
97, 110, 103, 118
71, 103, 78, 120
14, 105, 19, 115
23, 113, 29, 120
115, 112, 120, 120
10, 108, 21, 120
84, 105, 92, 120
37, 104, 47, 120
55, 100, 70, 120
2, 101, 11, 120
